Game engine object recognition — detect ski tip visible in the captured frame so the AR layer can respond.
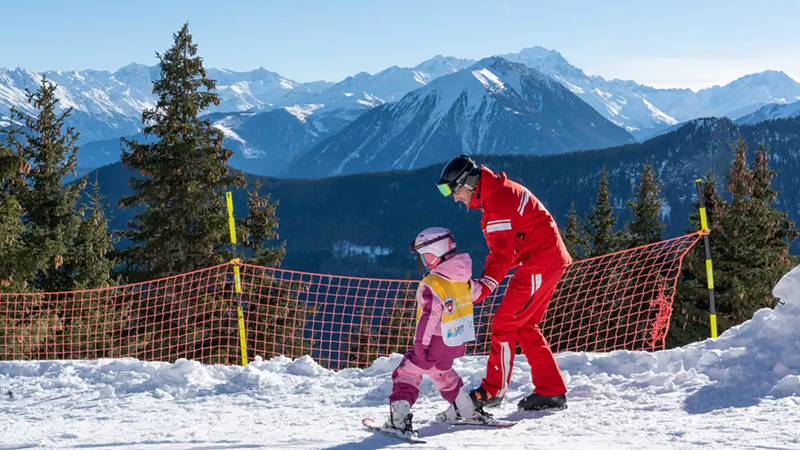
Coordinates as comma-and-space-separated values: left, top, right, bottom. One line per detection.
362, 417, 376, 426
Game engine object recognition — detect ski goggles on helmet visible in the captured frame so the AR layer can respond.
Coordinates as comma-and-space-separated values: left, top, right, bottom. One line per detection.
436, 167, 472, 197
409, 231, 453, 254
436, 183, 454, 197
414, 252, 441, 274
420, 253, 440, 266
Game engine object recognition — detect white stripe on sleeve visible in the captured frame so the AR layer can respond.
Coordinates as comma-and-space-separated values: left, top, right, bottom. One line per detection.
518, 189, 530, 216
486, 222, 512, 233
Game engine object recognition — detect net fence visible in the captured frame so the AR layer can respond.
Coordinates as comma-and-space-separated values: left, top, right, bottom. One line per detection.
0, 233, 701, 370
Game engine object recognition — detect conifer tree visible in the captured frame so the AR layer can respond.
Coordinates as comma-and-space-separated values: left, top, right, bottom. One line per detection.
625, 164, 666, 248
750, 143, 798, 265
111, 25, 318, 365
7, 79, 85, 292
669, 171, 727, 346
236, 180, 286, 267
67, 175, 117, 289
0, 124, 29, 292
670, 139, 798, 347
562, 201, 587, 259
719, 140, 798, 325
0, 81, 116, 357
585, 168, 623, 257
119, 23, 244, 280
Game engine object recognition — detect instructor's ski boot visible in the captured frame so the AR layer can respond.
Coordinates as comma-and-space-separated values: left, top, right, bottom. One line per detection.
382, 400, 416, 438
517, 392, 567, 411
469, 385, 503, 408
437, 386, 495, 424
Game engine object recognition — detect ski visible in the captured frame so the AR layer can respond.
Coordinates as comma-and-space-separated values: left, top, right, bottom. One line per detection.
436, 415, 517, 428
447, 419, 516, 428
362, 418, 427, 444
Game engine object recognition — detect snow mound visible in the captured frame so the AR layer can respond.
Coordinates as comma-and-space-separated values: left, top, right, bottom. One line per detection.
558, 264, 800, 414
773, 263, 800, 307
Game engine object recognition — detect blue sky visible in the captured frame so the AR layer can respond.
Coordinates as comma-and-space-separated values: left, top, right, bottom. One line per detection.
3, 0, 799, 90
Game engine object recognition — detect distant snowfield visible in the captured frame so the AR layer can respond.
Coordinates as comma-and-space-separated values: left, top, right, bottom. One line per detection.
2, 267, 799, 449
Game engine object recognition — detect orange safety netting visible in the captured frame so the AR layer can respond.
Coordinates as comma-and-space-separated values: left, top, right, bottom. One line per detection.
0, 233, 700, 370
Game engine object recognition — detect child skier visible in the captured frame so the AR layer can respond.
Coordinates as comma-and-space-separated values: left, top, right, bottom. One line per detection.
382, 227, 493, 438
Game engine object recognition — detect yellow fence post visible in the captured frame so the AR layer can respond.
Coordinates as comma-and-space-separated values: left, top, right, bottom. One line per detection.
226, 191, 249, 365
695, 179, 718, 338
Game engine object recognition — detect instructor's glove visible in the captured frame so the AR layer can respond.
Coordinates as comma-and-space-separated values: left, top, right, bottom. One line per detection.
472, 277, 495, 304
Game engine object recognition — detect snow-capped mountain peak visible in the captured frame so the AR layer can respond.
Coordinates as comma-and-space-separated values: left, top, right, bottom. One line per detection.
285, 57, 634, 178
5, 48, 800, 176
736, 99, 800, 124
493, 47, 800, 138
500, 47, 587, 80
413, 55, 475, 78
271, 56, 476, 121
112, 63, 158, 87
718, 70, 797, 91
417, 57, 555, 120
695, 69, 800, 118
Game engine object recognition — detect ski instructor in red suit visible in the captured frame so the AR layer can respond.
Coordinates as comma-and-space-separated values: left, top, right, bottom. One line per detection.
435, 155, 571, 412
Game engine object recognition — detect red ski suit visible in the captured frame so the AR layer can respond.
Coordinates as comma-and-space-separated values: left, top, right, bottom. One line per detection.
470, 166, 572, 398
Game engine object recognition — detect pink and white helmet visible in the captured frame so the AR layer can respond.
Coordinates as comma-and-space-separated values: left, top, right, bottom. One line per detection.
410, 227, 457, 271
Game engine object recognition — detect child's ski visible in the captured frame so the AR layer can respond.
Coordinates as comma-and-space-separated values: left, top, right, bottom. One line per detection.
361, 418, 427, 444
447, 418, 517, 428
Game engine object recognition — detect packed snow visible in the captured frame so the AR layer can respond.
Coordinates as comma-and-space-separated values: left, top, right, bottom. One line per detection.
2, 265, 799, 449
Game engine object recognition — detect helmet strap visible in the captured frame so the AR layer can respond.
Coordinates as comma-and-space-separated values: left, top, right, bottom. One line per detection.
464, 169, 481, 192
416, 253, 431, 274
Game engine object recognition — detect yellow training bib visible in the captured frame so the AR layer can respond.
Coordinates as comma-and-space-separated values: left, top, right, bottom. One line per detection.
418, 274, 476, 347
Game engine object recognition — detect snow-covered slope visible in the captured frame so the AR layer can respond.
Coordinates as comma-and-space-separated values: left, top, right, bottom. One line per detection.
736, 99, 800, 124
2, 265, 798, 449
286, 57, 635, 178
0, 64, 319, 145
0, 67, 144, 142
73, 107, 350, 176
206, 107, 351, 176
0, 64, 306, 117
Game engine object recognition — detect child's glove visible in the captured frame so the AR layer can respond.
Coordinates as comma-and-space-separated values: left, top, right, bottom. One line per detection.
472, 277, 495, 304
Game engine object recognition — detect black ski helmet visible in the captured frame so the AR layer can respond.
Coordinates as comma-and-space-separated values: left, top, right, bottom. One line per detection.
436, 155, 481, 197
